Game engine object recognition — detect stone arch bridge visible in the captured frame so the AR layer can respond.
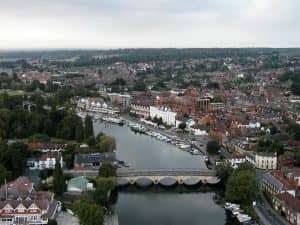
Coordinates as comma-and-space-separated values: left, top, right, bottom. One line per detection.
117, 168, 220, 186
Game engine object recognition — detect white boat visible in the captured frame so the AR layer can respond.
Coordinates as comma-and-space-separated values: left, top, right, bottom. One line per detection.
237, 214, 251, 223
94, 115, 101, 120
179, 144, 191, 149
192, 149, 201, 155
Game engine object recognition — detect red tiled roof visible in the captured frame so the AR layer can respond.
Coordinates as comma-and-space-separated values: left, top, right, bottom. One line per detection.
0, 177, 34, 198
276, 192, 300, 212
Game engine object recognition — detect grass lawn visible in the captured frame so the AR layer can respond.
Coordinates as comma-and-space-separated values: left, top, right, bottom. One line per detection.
0, 89, 25, 96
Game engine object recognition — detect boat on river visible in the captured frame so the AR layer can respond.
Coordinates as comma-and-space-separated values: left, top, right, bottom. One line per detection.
103, 117, 125, 125
224, 203, 253, 225
191, 149, 201, 155
179, 144, 191, 149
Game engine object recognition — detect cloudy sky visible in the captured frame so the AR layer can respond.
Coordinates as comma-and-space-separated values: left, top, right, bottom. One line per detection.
0, 0, 299, 49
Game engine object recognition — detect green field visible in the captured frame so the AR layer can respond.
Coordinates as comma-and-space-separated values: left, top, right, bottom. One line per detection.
0, 89, 25, 96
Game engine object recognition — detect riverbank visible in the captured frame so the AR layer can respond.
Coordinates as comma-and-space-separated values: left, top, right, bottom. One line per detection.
104, 214, 119, 225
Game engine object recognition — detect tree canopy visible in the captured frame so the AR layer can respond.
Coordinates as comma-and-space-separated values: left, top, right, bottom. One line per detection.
98, 162, 116, 178
53, 161, 65, 196
206, 140, 220, 154
84, 115, 94, 140
74, 196, 104, 225
225, 163, 258, 205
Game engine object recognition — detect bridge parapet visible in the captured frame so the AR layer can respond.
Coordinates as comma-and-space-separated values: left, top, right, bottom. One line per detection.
116, 168, 216, 177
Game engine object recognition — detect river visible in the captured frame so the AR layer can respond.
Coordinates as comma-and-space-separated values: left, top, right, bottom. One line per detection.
94, 122, 228, 225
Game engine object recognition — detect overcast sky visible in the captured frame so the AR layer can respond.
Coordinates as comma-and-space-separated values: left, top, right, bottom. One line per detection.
0, 0, 299, 49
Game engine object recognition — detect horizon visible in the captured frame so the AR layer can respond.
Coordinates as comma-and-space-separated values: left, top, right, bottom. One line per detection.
0, 47, 300, 52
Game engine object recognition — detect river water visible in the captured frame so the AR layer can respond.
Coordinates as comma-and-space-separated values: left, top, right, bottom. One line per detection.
94, 122, 228, 225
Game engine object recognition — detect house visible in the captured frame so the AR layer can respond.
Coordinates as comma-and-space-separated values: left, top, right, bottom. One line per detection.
67, 176, 94, 193
27, 152, 63, 170
0, 177, 61, 225
255, 152, 277, 170
149, 106, 177, 126
228, 154, 247, 169
74, 152, 116, 168
77, 97, 119, 115
261, 170, 299, 196
130, 104, 150, 118
107, 93, 131, 108
273, 192, 300, 225
261, 172, 287, 196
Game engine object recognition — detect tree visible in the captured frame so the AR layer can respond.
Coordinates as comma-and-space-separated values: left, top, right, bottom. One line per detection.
86, 136, 96, 147
97, 134, 116, 152
84, 115, 94, 140
75, 125, 84, 142
47, 219, 57, 225
206, 140, 220, 154
270, 125, 279, 135
235, 162, 255, 174
53, 161, 65, 196
178, 122, 187, 131
294, 150, 300, 167
95, 177, 117, 205
215, 161, 233, 183
98, 162, 116, 177
62, 144, 76, 169
74, 196, 104, 225
0, 142, 28, 178
225, 170, 258, 205
39, 169, 53, 180
133, 80, 147, 91
0, 164, 12, 185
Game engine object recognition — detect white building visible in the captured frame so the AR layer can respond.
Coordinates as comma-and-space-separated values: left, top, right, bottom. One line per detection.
149, 106, 177, 126
255, 152, 277, 170
228, 154, 247, 169
77, 98, 119, 114
246, 152, 277, 170
130, 104, 150, 118
27, 153, 63, 170
237, 122, 261, 129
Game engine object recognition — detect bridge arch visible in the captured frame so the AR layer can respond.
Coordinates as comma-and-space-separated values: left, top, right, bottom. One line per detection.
183, 177, 201, 186
135, 177, 153, 187
159, 177, 177, 186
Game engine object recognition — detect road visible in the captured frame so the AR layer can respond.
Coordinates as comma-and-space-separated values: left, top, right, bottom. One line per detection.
57, 212, 79, 225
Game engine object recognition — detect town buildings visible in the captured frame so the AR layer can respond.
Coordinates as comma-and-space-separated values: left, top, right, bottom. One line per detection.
76, 97, 119, 115
273, 192, 300, 225
149, 106, 177, 126
261, 169, 300, 225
